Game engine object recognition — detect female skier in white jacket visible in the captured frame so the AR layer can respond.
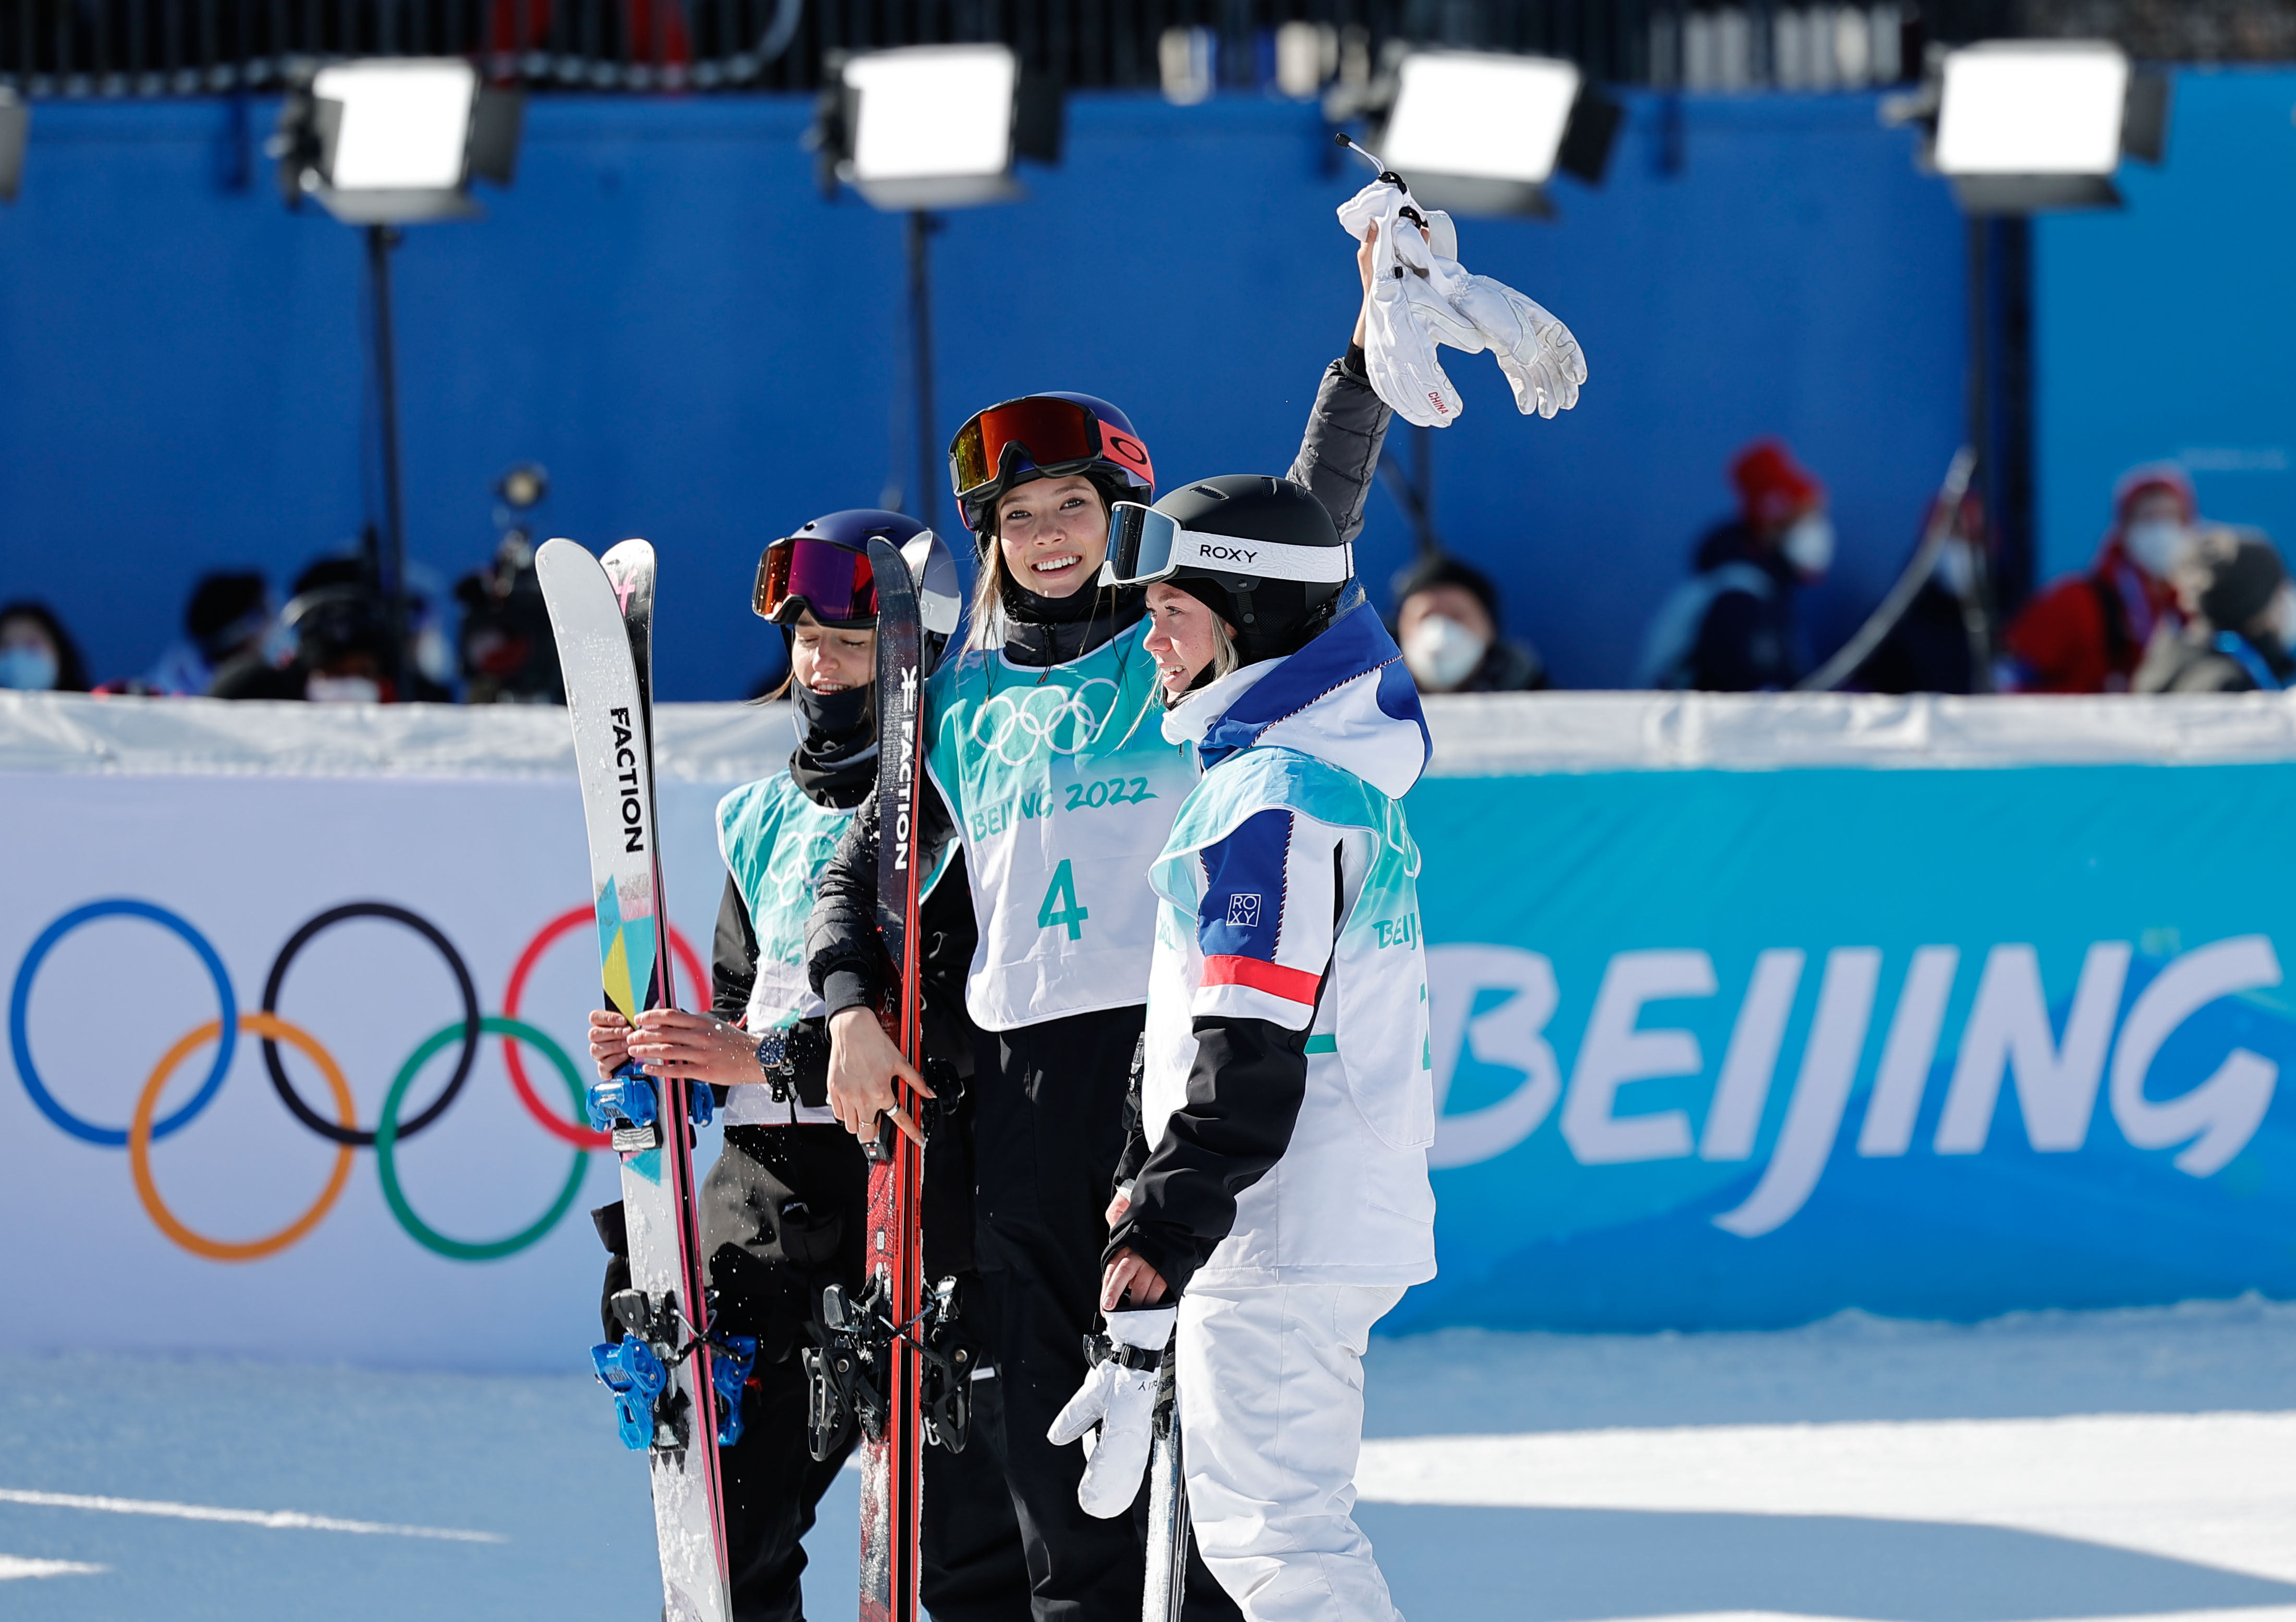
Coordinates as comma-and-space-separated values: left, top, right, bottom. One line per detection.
1062, 474, 1438, 1622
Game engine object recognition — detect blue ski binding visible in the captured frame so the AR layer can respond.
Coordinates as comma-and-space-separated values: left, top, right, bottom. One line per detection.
711, 1333, 759, 1446
587, 1065, 715, 1141
592, 1334, 669, 1450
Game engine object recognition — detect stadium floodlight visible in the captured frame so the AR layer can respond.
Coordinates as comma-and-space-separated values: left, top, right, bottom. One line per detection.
828, 44, 1059, 212
1914, 40, 2167, 214
0, 89, 25, 204
814, 43, 1062, 527
267, 59, 524, 697
275, 58, 523, 225
1375, 49, 1622, 217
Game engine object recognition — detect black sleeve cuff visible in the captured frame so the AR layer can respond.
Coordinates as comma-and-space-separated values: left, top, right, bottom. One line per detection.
1342, 343, 1369, 380
1104, 1217, 1197, 1302
822, 969, 875, 1019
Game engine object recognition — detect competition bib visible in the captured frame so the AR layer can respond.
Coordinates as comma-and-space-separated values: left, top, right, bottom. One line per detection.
717, 772, 856, 1035
927, 621, 1195, 1030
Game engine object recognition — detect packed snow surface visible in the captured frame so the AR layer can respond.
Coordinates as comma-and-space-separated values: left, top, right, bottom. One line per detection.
7, 1298, 2296, 1620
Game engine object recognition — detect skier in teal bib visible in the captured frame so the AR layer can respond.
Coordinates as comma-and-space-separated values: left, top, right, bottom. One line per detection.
807, 226, 1403, 1622
587, 511, 1028, 1622
1065, 474, 1436, 1622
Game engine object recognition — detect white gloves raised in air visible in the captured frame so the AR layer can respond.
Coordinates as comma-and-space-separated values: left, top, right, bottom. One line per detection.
1046, 1306, 1174, 1518
1337, 179, 1587, 430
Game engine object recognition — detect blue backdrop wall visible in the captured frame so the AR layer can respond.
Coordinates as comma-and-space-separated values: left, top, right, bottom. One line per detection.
2035, 68, 2296, 589
0, 88, 1969, 698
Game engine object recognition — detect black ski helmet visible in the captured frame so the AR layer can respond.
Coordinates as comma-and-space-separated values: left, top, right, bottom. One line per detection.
753, 509, 962, 675
1112, 475, 1351, 665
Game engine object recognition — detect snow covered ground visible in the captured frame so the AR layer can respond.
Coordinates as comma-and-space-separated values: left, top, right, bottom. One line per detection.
7, 1297, 2296, 1621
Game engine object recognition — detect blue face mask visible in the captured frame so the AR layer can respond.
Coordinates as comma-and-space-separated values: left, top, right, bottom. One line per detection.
0, 646, 60, 691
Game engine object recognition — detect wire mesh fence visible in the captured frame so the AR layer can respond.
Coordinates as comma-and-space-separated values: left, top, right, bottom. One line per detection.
0, 0, 2061, 101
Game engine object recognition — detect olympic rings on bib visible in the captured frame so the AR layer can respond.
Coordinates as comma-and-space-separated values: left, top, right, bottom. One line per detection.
11, 899, 238, 1147
500, 907, 706, 1150
129, 1013, 358, 1263
375, 1017, 589, 1262
263, 903, 480, 1149
967, 678, 1123, 766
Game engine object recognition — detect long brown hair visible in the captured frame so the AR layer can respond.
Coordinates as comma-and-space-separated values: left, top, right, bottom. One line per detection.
966, 475, 1130, 651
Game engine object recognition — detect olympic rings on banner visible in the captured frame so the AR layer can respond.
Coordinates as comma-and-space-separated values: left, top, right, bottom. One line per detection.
11, 899, 239, 1147
10, 893, 721, 1264
128, 1013, 358, 1263
499, 907, 706, 1150
263, 903, 480, 1149
375, 1017, 589, 1262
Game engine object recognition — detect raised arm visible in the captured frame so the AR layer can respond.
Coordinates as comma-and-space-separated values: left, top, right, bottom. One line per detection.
1288, 228, 1396, 546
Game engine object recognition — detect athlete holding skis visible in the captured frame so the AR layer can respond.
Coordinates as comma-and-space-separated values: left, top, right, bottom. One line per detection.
1073, 476, 1437, 1622
588, 511, 1029, 1622
807, 229, 1397, 1622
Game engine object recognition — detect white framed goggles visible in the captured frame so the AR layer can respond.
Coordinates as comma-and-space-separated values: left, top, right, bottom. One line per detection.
1105, 502, 1352, 588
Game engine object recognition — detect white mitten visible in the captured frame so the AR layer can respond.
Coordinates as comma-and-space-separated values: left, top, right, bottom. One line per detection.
1449, 274, 1588, 420
1046, 1307, 1175, 1518
1339, 181, 1464, 429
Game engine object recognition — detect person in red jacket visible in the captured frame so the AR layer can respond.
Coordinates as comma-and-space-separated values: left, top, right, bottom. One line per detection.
2000, 462, 2195, 692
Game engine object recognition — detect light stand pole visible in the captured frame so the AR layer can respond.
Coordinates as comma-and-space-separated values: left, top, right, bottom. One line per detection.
906, 210, 941, 531
365, 223, 410, 693
1961, 216, 1998, 691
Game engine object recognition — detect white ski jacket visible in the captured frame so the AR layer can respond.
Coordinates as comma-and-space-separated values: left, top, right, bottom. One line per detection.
1120, 599, 1439, 1292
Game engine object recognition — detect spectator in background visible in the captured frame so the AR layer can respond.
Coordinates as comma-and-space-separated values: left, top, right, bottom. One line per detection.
2135, 527, 2296, 693
145, 570, 274, 697
2000, 462, 2192, 693
456, 535, 564, 703
0, 602, 93, 692
211, 558, 398, 702
1391, 552, 1547, 693
1639, 439, 1834, 690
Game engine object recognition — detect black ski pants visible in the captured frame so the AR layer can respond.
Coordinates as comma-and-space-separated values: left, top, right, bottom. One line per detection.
698, 1124, 1030, 1622
971, 1006, 1242, 1622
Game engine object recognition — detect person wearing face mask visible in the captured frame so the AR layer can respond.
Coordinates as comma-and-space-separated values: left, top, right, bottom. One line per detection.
1389, 552, 1546, 694
587, 514, 1032, 1622
2134, 526, 2296, 694
808, 227, 1396, 1622
0, 601, 93, 693
1637, 439, 1834, 691
2000, 462, 2195, 693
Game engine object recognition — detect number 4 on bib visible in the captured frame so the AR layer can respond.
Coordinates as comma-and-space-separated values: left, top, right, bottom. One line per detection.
1037, 860, 1089, 941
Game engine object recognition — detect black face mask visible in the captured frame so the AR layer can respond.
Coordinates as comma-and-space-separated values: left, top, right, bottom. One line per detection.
790, 678, 878, 807
997, 573, 1144, 669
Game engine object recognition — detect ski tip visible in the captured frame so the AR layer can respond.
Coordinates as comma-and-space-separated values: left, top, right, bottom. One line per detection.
535, 536, 596, 569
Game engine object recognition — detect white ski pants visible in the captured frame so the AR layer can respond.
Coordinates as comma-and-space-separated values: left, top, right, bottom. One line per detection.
1177, 1281, 1409, 1622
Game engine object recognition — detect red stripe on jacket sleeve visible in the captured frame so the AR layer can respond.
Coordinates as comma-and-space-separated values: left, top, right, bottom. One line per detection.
1200, 954, 1320, 1005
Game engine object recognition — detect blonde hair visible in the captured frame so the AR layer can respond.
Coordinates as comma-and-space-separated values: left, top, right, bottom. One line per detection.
1152, 593, 1240, 708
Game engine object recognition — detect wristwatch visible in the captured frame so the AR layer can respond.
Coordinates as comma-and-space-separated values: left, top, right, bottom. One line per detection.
755, 1029, 796, 1102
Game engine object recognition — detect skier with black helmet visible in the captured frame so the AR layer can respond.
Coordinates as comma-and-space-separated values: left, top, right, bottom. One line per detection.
587, 511, 1032, 1622
1061, 474, 1435, 1622
806, 230, 1402, 1621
